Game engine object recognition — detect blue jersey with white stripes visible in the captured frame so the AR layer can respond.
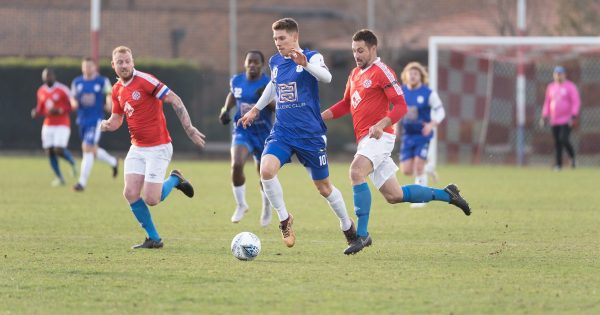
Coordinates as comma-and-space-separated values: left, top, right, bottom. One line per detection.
401, 84, 433, 137
268, 49, 327, 140
231, 72, 273, 135
71, 75, 112, 126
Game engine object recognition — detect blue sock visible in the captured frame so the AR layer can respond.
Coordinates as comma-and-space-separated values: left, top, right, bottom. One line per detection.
353, 182, 371, 237
160, 175, 180, 201
61, 149, 76, 165
401, 184, 451, 203
130, 198, 160, 241
48, 152, 62, 179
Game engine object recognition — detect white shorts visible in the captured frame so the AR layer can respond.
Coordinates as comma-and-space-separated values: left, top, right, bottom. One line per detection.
41, 125, 70, 149
355, 133, 399, 189
124, 143, 173, 183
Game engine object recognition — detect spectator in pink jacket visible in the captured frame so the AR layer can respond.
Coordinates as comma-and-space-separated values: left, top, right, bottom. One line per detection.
540, 66, 581, 170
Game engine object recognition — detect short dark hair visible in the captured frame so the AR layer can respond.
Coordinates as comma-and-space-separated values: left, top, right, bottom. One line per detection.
272, 18, 299, 33
246, 50, 265, 64
82, 57, 95, 63
352, 29, 378, 47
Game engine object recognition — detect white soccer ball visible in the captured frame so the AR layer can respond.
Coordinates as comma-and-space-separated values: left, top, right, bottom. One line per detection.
231, 232, 261, 261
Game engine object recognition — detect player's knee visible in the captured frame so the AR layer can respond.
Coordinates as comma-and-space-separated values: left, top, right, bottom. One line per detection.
316, 183, 332, 197
401, 168, 412, 176
144, 196, 160, 207
260, 167, 277, 180
232, 162, 244, 175
384, 193, 403, 204
122, 188, 140, 203
349, 167, 366, 184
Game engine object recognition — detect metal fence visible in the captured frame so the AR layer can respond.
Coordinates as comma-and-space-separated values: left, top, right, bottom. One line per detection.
435, 49, 600, 166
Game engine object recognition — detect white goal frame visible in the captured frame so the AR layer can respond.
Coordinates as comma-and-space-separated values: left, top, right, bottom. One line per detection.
427, 36, 600, 168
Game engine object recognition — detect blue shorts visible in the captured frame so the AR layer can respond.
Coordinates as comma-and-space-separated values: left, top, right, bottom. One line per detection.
79, 120, 102, 145
400, 135, 430, 162
232, 130, 269, 161
262, 134, 329, 181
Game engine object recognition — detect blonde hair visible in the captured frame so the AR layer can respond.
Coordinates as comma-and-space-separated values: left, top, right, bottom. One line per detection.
401, 62, 428, 85
112, 46, 132, 58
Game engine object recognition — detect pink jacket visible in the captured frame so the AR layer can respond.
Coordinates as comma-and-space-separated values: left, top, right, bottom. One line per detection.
542, 80, 581, 126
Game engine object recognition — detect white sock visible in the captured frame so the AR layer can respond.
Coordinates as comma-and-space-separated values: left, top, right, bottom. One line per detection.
96, 147, 117, 166
261, 189, 271, 212
261, 176, 289, 222
232, 184, 248, 209
78, 152, 94, 186
415, 173, 428, 186
325, 186, 352, 231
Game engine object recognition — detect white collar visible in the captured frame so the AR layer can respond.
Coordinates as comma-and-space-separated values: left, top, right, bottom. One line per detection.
359, 57, 380, 74
282, 47, 303, 59
120, 69, 137, 86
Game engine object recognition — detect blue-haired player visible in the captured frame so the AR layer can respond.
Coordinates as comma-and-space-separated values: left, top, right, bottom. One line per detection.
71, 57, 118, 191
239, 18, 354, 249
219, 50, 275, 227
398, 62, 446, 207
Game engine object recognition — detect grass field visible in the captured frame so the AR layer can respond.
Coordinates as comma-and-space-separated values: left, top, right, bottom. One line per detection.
0, 156, 599, 314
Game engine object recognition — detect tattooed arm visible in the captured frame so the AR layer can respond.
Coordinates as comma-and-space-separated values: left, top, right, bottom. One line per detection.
163, 91, 206, 148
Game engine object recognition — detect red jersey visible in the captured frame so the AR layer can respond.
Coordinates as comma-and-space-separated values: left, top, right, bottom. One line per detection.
335, 58, 404, 142
36, 82, 72, 126
112, 70, 172, 147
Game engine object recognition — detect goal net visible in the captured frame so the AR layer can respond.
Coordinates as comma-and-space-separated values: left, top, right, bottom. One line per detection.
428, 36, 600, 167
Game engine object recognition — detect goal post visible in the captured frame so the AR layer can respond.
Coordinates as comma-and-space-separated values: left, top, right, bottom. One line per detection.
427, 36, 600, 169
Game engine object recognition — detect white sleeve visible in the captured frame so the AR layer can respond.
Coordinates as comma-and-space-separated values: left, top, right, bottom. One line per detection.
70, 81, 77, 98
429, 91, 445, 123
254, 80, 275, 110
303, 53, 332, 83
103, 78, 112, 94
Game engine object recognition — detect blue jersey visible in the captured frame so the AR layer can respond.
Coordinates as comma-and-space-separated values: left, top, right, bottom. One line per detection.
401, 84, 433, 137
71, 75, 112, 126
231, 72, 273, 135
268, 49, 327, 140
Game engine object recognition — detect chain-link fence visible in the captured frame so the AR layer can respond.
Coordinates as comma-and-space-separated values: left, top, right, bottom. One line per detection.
435, 48, 600, 166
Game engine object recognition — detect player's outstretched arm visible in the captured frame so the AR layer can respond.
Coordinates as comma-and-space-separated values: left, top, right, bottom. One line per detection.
70, 97, 79, 111
423, 91, 445, 136
238, 107, 259, 129
219, 92, 236, 125
322, 98, 351, 121
164, 91, 206, 148
100, 113, 123, 132
238, 81, 275, 128
292, 49, 332, 83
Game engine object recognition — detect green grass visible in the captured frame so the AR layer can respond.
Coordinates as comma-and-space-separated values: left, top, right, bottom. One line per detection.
0, 156, 599, 314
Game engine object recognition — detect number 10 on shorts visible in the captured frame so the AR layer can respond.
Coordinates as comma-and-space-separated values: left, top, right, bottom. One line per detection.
319, 154, 328, 166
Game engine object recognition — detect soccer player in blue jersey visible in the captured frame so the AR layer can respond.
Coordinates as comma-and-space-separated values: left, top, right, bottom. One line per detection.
398, 62, 446, 207
239, 18, 354, 249
71, 58, 119, 191
220, 50, 275, 226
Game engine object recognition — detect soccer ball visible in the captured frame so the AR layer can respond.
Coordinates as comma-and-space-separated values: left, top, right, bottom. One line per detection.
231, 232, 261, 261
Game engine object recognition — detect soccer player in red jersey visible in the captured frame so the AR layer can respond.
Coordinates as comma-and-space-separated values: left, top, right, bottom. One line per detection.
31, 67, 77, 186
322, 30, 471, 255
101, 46, 206, 249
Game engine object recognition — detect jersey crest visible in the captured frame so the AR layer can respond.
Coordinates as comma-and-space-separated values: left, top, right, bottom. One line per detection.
132, 90, 141, 100
278, 82, 298, 103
